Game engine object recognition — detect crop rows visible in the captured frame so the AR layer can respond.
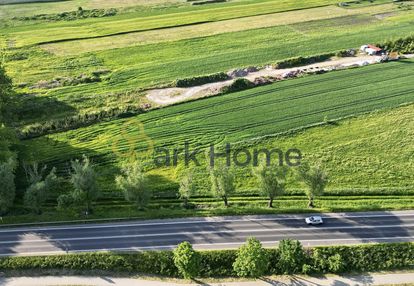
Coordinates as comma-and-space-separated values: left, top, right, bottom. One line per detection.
26, 59, 414, 170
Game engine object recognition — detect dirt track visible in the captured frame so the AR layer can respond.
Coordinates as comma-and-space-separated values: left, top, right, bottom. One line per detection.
146, 54, 383, 106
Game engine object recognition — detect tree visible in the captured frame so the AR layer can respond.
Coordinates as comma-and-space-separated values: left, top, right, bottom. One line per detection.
209, 162, 235, 207
24, 163, 58, 214
278, 239, 306, 274
0, 61, 15, 124
173, 241, 200, 279
233, 237, 268, 278
297, 162, 328, 208
178, 170, 196, 208
253, 162, 288, 208
0, 159, 15, 215
116, 163, 150, 210
0, 126, 18, 162
69, 155, 99, 214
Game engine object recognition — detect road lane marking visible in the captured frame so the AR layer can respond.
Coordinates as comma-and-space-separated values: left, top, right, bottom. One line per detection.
1, 223, 413, 244
1, 212, 414, 233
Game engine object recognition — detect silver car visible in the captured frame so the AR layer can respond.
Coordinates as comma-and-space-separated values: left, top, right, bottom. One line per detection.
305, 216, 323, 225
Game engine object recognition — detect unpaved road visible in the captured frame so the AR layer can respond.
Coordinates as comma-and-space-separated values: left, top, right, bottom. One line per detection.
146, 54, 382, 105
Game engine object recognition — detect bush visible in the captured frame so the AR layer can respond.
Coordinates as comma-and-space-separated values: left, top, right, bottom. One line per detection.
274, 54, 334, 69
14, 8, 118, 22
233, 237, 269, 277
0, 243, 412, 277
173, 242, 200, 279
174, 72, 228, 87
222, 78, 255, 94
199, 250, 236, 277
379, 36, 414, 54
277, 239, 306, 274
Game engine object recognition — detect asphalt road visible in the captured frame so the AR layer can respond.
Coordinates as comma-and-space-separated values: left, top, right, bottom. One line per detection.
0, 211, 413, 256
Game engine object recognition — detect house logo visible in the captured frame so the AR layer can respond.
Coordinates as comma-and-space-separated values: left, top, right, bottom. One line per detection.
110, 119, 154, 162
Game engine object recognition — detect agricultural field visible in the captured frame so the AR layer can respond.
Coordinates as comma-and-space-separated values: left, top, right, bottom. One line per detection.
24, 59, 414, 191
0, 0, 413, 223
11, 101, 414, 223
2, 2, 412, 132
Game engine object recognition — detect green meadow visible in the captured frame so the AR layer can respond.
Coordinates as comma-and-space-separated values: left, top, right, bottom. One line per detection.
0, 0, 413, 222
5, 6, 414, 130
24, 60, 414, 193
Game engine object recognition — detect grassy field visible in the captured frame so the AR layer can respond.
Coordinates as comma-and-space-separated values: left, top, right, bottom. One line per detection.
23, 59, 414, 193
6, 6, 414, 130
2, 0, 340, 46
9, 103, 414, 224
1, 0, 414, 222
41, 4, 397, 55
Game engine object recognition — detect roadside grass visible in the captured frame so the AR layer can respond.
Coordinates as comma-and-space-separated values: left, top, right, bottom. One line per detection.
22, 61, 414, 195
3, 194, 414, 224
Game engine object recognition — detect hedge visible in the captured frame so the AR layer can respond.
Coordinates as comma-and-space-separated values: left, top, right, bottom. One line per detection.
378, 36, 414, 54
0, 243, 412, 277
274, 53, 334, 69
174, 72, 229, 87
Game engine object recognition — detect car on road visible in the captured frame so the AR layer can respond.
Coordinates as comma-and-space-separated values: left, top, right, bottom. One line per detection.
305, 216, 323, 225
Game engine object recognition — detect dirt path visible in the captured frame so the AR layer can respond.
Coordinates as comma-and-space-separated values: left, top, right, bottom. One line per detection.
146, 54, 384, 106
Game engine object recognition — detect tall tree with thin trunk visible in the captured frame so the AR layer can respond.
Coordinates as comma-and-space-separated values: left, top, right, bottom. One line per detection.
0, 159, 15, 215
253, 162, 288, 208
209, 162, 235, 207
116, 162, 150, 210
297, 162, 328, 208
70, 155, 99, 214
0, 63, 13, 122
24, 163, 58, 214
178, 169, 196, 208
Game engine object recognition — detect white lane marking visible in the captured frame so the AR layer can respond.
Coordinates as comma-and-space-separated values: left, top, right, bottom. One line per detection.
1, 236, 413, 257
1, 212, 414, 233
1, 223, 413, 244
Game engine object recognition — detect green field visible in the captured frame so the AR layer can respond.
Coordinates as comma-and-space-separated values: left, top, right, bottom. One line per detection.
5, 3, 414, 130
10, 102, 414, 224
1, 0, 414, 223
25, 60, 414, 192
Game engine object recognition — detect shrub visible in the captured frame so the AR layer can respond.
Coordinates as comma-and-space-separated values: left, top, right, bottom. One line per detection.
0, 159, 16, 215
277, 239, 306, 274
174, 72, 228, 87
378, 36, 414, 54
13, 8, 118, 22
222, 78, 254, 93
173, 242, 200, 279
233, 237, 269, 277
116, 163, 151, 210
274, 54, 333, 69
0, 243, 413, 276
199, 250, 236, 277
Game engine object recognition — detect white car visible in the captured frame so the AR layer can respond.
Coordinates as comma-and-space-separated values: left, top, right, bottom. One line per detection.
305, 216, 323, 225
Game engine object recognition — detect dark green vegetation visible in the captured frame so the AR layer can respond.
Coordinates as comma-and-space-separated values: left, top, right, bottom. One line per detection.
13, 7, 118, 22
0, 242, 412, 277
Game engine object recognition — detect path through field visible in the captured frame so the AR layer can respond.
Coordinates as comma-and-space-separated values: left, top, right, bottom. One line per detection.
146, 54, 385, 105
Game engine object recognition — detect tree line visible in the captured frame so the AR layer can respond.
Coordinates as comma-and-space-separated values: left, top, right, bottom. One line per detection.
0, 153, 328, 217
